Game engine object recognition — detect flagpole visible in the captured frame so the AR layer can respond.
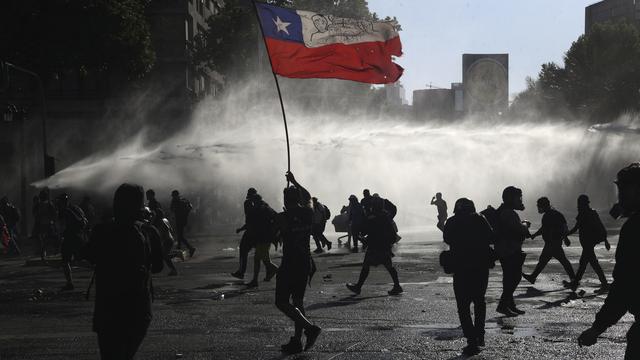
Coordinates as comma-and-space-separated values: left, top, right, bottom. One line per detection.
251, 0, 291, 178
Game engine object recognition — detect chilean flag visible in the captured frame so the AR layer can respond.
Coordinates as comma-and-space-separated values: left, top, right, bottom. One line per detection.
255, 2, 403, 84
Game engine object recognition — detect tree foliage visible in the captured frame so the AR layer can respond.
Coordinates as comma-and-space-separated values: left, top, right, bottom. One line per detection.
511, 21, 640, 122
0, 0, 155, 81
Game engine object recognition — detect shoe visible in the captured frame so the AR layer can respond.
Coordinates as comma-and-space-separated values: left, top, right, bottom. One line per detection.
462, 343, 480, 356
477, 334, 485, 347
388, 285, 403, 295
264, 266, 278, 282
326, 242, 332, 251
168, 269, 178, 276
246, 280, 258, 288
522, 273, 536, 284
281, 337, 303, 354
189, 247, 196, 257
496, 305, 517, 317
595, 283, 610, 294
61, 283, 74, 291
304, 325, 322, 351
346, 283, 361, 295
509, 306, 525, 315
230, 271, 244, 280
313, 248, 324, 254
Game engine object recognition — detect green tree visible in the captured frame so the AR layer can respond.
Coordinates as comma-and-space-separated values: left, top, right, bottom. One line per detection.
0, 0, 155, 82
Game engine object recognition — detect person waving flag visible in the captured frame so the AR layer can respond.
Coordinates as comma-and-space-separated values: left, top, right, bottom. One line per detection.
254, 2, 403, 84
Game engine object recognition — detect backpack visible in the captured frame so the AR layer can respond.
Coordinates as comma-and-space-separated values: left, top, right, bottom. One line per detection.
480, 205, 500, 232
323, 205, 331, 221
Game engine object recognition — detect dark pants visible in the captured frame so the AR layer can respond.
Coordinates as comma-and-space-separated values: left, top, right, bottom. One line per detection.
454, 269, 489, 343
626, 321, 639, 360
350, 223, 361, 249
97, 328, 147, 360
355, 254, 400, 288
175, 221, 194, 251
237, 231, 254, 275
312, 222, 330, 249
499, 253, 524, 308
276, 264, 311, 338
530, 245, 575, 280
575, 244, 607, 285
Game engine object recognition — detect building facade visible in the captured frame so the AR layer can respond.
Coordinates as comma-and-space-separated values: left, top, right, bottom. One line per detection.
585, 0, 640, 33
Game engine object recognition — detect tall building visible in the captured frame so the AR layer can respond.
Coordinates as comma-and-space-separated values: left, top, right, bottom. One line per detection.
385, 82, 408, 106
585, 0, 640, 33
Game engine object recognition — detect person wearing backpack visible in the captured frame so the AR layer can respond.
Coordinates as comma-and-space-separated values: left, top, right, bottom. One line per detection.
443, 198, 494, 356
494, 186, 532, 317
311, 197, 332, 253
522, 197, 576, 288
57, 193, 88, 291
170, 190, 196, 258
84, 183, 164, 360
246, 194, 279, 288
566, 194, 610, 292
346, 195, 403, 296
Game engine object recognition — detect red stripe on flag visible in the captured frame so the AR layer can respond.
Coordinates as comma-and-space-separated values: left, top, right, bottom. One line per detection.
265, 37, 404, 84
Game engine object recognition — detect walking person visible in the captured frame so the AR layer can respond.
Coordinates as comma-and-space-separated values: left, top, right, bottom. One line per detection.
246, 194, 279, 288
274, 172, 321, 354
57, 193, 88, 291
346, 195, 403, 296
231, 188, 258, 280
311, 197, 331, 253
522, 197, 576, 287
347, 195, 364, 253
84, 183, 164, 359
170, 190, 196, 258
578, 163, 640, 359
443, 198, 494, 356
567, 194, 610, 292
494, 186, 531, 316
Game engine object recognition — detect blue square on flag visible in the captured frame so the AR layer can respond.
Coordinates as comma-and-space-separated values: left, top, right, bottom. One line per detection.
256, 3, 303, 43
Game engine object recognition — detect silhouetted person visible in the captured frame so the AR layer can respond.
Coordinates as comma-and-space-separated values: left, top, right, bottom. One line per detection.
144, 205, 178, 276
523, 197, 576, 287
444, 198, 494, 356
494, 186, 531, 316
35, 189, 57, 260
567, 194, 610, 292
57, 193, 87, 291
0, 196, 21, 255
346, 196, 403, 296
84, 183, 163, 360
79, 196, 96, 231
146, 189, 164, 219
274, 172, 321, 354
361, 189, 373, 216
579, 163, 640, 359
311, 197, 331, 253
170, 190, 195, 257
431, 192, 448, 231
231, 188, 258, 280
246, 194, 279, 288
347, 195, 364, 252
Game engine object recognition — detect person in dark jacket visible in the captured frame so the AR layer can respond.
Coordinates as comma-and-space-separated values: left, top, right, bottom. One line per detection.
231, 188, 258, 280
567, 194, 610, 292
346, 196, 403, 296
444, 198, 494, 356
275, 172, 321, 354
494, 186, 531, 317
579, 163, 640, 359
57, 193, 88, 291
347, 195, 364, 252
523, 197, 576, 287
311, 197, 331, 253
84, 183, 163, 360
246, 194, 279, 288
170, 190, 196, 257
0, 196, 21, 255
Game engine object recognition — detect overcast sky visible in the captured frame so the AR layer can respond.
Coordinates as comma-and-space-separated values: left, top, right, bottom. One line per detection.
367, 0, 596, 103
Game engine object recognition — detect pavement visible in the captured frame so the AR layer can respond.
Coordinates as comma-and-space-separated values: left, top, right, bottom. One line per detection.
0, 229, 633, 359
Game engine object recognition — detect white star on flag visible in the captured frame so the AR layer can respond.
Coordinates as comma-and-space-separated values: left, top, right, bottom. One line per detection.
273, 16, 291, 35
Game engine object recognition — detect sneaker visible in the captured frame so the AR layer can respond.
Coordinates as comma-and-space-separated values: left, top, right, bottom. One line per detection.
326, 242, 332, 251
496, 305, 517, 317
246, 280, 258, 288
388, 285, 403, 296
313, 248, 324, 254
281, 337, 303, 354
462, 343, 480, 356
264, 266, 278, 282
61, 283, 74, 291
346, 283, 361, 295
522, 273, 536, 284
230, 271, 244, 280
189, 247, 196, 258
168, 269, 178, 276
304, 325, 322, 351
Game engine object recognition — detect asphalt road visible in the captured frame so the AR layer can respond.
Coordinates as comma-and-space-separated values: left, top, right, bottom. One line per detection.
0, 229, 632, 359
